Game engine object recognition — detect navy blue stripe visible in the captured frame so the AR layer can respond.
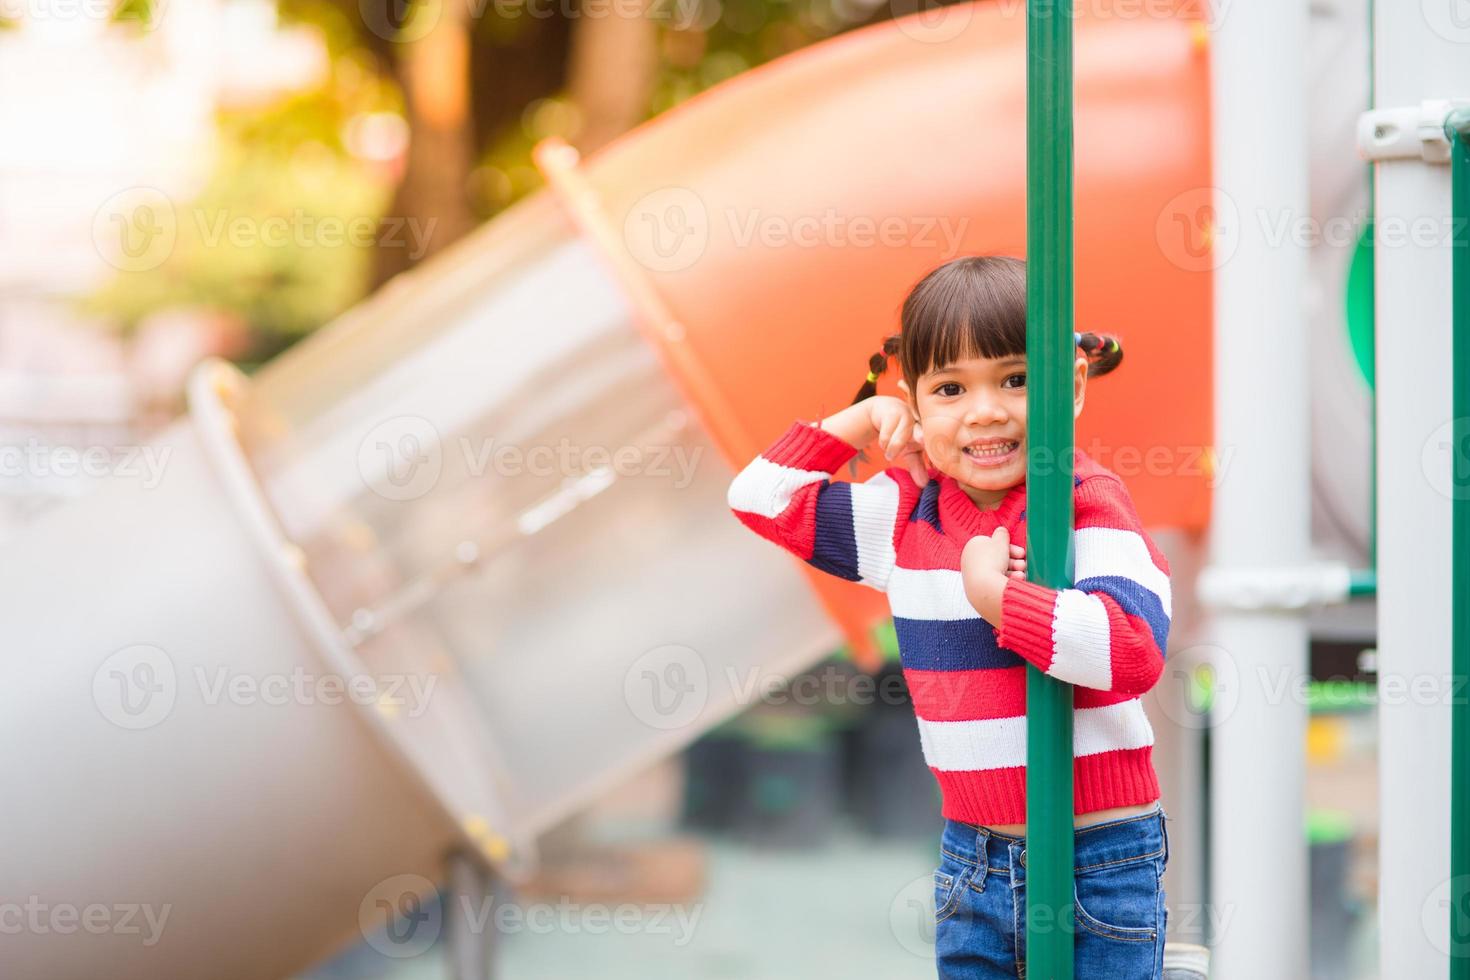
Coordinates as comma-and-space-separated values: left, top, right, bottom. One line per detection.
1075, 574, 1170, 653
808, 482, 861, 582
893, 616, 1024, 671
909, 480, 942, 534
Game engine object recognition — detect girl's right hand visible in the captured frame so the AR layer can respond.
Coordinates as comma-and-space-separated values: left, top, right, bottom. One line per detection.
865, 396, 930, 487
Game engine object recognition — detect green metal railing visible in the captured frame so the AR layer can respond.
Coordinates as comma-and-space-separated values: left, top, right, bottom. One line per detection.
1025, 0, 1076, 975
1447, 106, 1470, 978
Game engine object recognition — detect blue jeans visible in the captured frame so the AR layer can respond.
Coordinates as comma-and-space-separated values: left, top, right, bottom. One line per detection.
933, 806, 1170, 979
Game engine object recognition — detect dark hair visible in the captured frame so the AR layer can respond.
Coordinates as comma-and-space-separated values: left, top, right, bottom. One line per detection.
850, 255, 1123, 405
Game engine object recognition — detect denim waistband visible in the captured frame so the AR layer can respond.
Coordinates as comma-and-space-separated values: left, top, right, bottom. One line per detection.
938, 804, 1167, 888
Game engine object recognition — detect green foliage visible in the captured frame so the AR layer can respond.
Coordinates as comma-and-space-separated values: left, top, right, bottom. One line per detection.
470, 0, 860, 219
81, 62, 400, 361
111, 0, 158, 29
86, 137, 381, 342
83, 0, 872, 359
649, 0, 855, 115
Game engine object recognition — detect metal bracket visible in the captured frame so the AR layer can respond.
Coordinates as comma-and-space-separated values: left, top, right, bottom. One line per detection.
1357, 99, 1470, 164
1197, 562, 1355, 612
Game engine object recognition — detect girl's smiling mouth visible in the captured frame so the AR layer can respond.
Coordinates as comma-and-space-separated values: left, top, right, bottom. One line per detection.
961, 438, 1021, 467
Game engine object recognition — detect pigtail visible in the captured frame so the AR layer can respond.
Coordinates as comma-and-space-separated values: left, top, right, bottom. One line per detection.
1076, 331, 1123, 378
851, 333, 903, 405
845, 333, 903, 478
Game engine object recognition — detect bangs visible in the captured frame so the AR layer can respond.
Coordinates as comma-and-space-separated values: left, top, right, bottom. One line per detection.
899, 255, 1028, 381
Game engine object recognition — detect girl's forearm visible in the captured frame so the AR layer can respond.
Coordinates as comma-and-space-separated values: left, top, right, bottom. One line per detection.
816, 400, 878, 450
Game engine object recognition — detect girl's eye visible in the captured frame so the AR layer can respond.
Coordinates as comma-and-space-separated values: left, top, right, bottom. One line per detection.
1001, 373, 1026, 389
934, 382, 962, 397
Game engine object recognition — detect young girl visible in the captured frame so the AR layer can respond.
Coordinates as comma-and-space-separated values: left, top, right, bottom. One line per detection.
726, 255, 1172, 978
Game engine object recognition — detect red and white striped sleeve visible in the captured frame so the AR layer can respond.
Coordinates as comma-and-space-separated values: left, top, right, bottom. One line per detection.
996, 474, 1172, 695
727, 420, 924, 593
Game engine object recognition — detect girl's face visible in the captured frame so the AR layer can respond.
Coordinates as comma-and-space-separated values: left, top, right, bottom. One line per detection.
899, 351, 1089, 510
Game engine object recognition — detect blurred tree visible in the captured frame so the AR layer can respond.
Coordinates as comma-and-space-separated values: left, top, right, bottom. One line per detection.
82, 0, 931, 362
371, 0, 479, 283
565, 0, 657, 154
80, 116, 388, 366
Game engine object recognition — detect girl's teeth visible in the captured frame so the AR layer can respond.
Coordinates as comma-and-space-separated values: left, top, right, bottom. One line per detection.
965, 442, 1016, 458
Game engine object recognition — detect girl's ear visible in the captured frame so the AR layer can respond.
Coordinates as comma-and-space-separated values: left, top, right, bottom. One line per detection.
1073, 355, 1088, 420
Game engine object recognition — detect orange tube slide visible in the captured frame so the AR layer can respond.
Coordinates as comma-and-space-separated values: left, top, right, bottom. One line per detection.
537, 0, 1213, 665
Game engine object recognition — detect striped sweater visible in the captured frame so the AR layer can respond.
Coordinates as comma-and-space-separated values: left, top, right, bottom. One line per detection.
727, 419, 1171, 825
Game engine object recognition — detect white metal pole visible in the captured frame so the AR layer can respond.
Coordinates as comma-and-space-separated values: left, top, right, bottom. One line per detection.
1206, 0, 1312, 974
1366, 6, 1466, 973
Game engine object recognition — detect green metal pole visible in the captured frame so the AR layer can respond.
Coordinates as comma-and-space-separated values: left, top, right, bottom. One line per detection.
1025, 0, 1076, 975
1447, 106, 1470, 979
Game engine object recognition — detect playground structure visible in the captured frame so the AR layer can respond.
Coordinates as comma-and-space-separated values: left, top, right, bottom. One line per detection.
0, 0, 1463, 977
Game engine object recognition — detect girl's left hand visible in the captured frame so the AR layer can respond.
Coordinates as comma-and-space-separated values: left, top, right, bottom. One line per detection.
962, 526, 1012, 579
961, 527, 1027, 581
962, 526, 1019, 623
